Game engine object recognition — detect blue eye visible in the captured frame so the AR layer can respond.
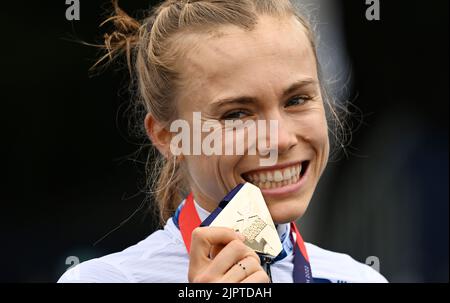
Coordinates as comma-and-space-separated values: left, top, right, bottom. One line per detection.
222, 110, 249, 120
285, 96, 311, 107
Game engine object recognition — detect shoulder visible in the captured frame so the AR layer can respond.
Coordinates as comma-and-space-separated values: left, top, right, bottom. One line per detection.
58, 218, 189, 283
306, 243, 388, 283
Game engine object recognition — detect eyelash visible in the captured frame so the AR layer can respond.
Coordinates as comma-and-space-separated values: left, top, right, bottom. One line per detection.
221, 110, 250, 120
284, 95, 313, 108
221, 95, 313, 120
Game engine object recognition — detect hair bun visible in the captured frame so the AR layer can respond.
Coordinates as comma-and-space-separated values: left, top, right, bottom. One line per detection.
94, 0, 141, 71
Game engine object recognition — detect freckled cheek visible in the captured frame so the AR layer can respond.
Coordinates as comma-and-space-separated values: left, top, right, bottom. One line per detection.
313, 117, 329, 150
184, 155, 240, 198
310, 118, 330, 175
294, 113, 329, 168
185, 156, 217, 184
293, 110, 328, 137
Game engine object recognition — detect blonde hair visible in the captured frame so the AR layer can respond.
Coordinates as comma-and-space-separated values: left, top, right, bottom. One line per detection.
95, 0, 349, 226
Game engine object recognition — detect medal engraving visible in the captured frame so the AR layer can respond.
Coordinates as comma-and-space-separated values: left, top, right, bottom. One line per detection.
210, 183, 282, 257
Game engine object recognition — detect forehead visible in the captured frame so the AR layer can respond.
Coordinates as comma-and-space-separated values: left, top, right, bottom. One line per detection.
177, 15, 318, 105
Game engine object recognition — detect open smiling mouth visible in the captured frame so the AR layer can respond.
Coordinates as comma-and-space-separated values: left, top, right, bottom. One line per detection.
241, 161, 310, 190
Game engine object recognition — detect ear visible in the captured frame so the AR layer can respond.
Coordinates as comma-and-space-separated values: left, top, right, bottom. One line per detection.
144, 113, 172, 158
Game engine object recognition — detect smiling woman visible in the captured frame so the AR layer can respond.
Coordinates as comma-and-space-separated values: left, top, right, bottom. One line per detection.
58, 0, 387, 283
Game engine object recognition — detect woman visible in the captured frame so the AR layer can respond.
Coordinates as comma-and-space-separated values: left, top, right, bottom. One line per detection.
59, 0, 387, 283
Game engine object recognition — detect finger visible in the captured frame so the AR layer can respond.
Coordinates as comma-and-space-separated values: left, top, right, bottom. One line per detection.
210, 243, 225, 259
189, 227, 241, 276
219, 256, 260, 283
210, 232, 245, 258
241, 270, 270, 283
209, 239, 259, 275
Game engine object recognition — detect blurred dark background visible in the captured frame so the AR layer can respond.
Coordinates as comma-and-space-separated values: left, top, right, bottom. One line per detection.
0, 0, 448, 282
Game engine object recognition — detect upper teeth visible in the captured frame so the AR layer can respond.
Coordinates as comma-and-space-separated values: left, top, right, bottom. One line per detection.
244, 163, 302, 184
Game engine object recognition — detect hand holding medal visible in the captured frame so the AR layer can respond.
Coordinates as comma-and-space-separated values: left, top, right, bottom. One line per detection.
187, 183, 280, 283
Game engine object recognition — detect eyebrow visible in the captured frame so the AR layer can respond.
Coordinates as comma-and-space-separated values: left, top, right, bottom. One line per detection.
209, 78, 318, 110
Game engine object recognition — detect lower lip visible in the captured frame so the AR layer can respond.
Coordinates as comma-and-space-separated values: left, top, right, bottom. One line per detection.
252, 162, 310, 198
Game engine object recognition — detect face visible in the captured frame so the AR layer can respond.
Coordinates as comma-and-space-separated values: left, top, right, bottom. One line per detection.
168, 15, 329, 223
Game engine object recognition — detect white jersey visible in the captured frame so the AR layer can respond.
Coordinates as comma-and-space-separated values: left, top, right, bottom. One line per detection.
58, 202, 387, 283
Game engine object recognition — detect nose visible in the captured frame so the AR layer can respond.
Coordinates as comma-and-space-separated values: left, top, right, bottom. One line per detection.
258, 112, 298, 156
276, 117, 298, 155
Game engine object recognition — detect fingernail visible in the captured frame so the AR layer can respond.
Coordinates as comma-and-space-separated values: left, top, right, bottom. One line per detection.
235, 231, 246, 241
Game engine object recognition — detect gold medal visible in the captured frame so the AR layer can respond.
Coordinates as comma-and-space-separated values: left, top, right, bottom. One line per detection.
209, 182, 282, 258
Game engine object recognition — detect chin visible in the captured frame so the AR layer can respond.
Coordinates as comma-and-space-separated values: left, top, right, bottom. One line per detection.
267, 200, 309, 224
